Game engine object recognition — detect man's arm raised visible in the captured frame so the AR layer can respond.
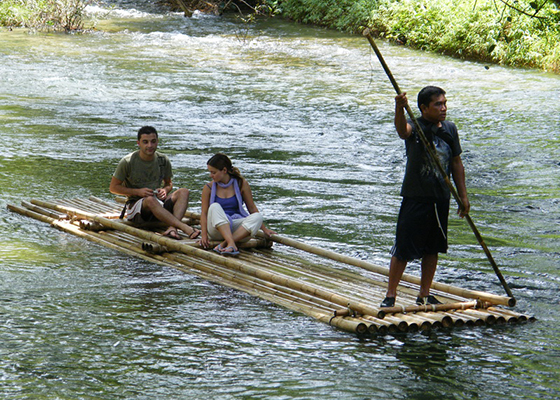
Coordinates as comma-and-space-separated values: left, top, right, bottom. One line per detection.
394, 92, 413, 140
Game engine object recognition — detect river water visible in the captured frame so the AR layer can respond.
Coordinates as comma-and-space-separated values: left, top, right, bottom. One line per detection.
1, 1, 559, 399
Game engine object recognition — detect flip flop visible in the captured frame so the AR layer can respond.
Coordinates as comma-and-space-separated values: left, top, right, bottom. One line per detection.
189, 229, 201, 240
213, 244, 225, 254
220, 246, 239, 257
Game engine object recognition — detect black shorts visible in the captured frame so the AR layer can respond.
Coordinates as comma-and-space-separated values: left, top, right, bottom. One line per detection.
134, 197, 175, 223
391, 197, 450, 261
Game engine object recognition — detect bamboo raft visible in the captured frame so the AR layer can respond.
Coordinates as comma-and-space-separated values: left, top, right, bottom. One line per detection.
7, 197, 534, 336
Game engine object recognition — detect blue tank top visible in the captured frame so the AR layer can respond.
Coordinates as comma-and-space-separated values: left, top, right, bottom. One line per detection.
215, 195, 240, 216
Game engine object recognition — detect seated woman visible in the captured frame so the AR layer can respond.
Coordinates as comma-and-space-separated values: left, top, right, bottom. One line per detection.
199, 153, 276, 256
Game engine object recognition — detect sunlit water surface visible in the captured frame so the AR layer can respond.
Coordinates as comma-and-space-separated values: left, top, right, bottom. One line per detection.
1, 1, 559, 399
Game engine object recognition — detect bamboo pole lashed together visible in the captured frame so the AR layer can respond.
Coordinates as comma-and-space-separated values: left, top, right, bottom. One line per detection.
259, 232, 515, 307
185, 209, 514, 307
29, 200, 384, 319
362, 28, 514, 301
7, 199, 535, 335
8, 202, 371, 334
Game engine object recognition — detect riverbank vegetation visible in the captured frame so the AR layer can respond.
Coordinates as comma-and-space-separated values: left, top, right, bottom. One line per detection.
167, 0, 560, 71
166, 0, 277, 17
2, 0, 559, 72
276, 0, 560, 72
0, 0, 89, 31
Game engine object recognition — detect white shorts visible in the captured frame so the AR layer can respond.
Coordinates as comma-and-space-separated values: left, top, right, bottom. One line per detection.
206, 202, 263, 241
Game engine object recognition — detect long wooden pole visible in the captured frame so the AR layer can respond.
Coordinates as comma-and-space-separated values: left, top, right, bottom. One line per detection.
362, 28, 514, 300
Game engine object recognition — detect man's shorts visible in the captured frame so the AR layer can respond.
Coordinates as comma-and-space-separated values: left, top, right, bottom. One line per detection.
126, 197, 174, 223
390, 197, 450, 261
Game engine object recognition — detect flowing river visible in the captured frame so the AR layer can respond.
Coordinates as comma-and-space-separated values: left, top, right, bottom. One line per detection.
1, 1, 559, 399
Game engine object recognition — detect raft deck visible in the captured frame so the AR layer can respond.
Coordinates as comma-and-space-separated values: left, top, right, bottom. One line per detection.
7, 197, 534, 336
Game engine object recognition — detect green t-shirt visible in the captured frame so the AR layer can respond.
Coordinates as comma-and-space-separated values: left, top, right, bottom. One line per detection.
113, 150, 172, 202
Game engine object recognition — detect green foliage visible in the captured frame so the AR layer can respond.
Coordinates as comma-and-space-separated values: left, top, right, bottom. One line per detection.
278, 0, 560, 72
0, 0, 89, 31
279, 0, 371, 31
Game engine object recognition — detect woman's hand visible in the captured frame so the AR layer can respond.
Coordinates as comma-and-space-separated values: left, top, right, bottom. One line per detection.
198, 233, 210, 249
262, 227, 276, 237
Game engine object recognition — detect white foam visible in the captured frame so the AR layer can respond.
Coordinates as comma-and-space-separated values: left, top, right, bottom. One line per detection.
85, 4, 158, 19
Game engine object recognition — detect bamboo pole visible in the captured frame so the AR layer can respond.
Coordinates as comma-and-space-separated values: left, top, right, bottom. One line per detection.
362, 28, 514, 301
64, 198, 120, 219
116, 241, 369, 334
414, 312, 450, 329
9, 204, 176, 270
166, 251, 345, 314
389, 313, 422, 332
150, 251, 373, 334
112, 211, 516, 326
172, 256, 372, 334
459, 309, 497, 325
13, 206, 324, 318
483, 310, 510, 324
256, 232, 515, 307
70, 198, 107, 215
361, 315, 401, 334
129, 203, 516, 307
102, 227, 389, 334
396, 313, 437, 331
251, 247, 466, 306
169, 256, 370, 334
249, 249, 420, 305
250, 249, 439, 314
376, 300, 482, 319
85, 196, 119, 211
376, 315, 409, 332
11, 203, 371, 334
488, 307, 533, 322
20, 201, 68, 220
29, 200, 384, 318
449, 310, 485, 326
8, 204, 55, 224
9, 200, 531, 335
441, 312, 465, 328
241, 249, 389, 306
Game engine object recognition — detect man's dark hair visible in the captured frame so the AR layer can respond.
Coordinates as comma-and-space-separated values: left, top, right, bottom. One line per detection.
137, 126, 158, 140
417, 86, 446, 112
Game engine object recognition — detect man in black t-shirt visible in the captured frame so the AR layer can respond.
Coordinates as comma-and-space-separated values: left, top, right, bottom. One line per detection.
380, 86, 470, 308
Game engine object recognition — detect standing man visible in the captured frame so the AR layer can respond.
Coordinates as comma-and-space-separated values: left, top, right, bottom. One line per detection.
380, 86, 470, 308
110, 126, 200, 240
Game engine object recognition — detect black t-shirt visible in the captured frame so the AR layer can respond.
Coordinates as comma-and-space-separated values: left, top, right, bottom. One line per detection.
400, 117, 462, 200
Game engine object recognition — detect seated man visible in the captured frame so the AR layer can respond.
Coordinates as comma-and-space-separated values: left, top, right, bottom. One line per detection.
109, 126, 200, 240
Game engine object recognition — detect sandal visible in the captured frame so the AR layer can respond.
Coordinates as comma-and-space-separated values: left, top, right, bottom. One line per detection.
213, 244, 225, 254
220, 246, 240, 257
189, 228, 201, 240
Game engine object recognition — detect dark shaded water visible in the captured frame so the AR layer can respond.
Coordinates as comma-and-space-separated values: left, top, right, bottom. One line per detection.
1, 2, 559, 399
